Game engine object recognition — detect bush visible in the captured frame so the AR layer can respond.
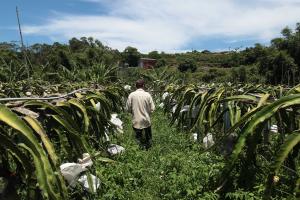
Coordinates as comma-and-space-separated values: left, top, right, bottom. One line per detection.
202, 68, 229, 82
178, 59, 197, 72
155, 58, 167, 68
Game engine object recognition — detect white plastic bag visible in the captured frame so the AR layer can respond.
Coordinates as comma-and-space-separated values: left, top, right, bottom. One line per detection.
158, 102, 164, 108
78, 153, 93, 168
60, 153, 94, 187
192, 133, 198, 141
180, 105, 190, 113
270, 124, 278, 133
60, 163, 87, 187
110, 114, 123, 134
172, 105, 177, 113
95, 102, 101, 111
78, 174, 101, 191
162, 92, 169, 100
203, 133, 214, 149
124, 85, 131, 91
107, 144, 125, 156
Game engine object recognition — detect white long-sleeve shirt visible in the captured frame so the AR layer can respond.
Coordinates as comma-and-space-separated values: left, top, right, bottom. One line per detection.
126, 88, 155, 129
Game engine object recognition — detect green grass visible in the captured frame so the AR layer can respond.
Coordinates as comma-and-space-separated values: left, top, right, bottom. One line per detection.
96, 110, 224, 200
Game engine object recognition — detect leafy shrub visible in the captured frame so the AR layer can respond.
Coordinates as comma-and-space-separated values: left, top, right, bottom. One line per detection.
178, 59, 197, 72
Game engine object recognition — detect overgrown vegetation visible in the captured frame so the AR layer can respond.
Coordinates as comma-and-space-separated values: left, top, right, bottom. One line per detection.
98, 111, 224, 200
0, 23, 300, 200
162, 83, 300, 199
1, 23, 300, 86
0, 84, 125, 199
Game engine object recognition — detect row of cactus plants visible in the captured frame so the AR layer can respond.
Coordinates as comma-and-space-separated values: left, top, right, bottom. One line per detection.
161, 83, 300, 199
0, 85, 126, 199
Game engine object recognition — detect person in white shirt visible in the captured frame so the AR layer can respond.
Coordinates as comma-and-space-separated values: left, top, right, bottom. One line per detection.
126, 79, 155, 149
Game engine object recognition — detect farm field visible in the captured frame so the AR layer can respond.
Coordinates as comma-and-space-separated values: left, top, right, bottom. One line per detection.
0, 79, 299, 200
1, 2, 300, 199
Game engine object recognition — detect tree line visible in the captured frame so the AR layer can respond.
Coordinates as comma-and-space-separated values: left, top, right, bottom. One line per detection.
0, 23, 299, 85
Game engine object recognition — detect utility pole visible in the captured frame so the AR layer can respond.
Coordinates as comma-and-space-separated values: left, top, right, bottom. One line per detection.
16, 6, 30, 79
16, 6, 25, 51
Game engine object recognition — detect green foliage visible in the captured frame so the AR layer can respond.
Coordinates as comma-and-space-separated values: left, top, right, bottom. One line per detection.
163, 83, 300, 199
155, 58, 167, 68
98, 111, 224, 199
273, 131, 300, 174
1, 23, 300, 86
88, 63, 119, 84
0, 37, 120, 84
0, 104, 68, 199
122, 46, 141, 67
258, 50, 297, 85
1, 21, 300, 200
231, 66, 247, 83
0, 85, 125, 199
241, 44, 268, 65
202, 68, 230, 82
178, 58, 197, 72
141, 67, 179, 91
225, 190, 260, 200
148, 51, 161, 59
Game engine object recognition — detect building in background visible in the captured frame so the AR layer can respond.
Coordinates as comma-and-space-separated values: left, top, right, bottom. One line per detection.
138, 58, 156, 69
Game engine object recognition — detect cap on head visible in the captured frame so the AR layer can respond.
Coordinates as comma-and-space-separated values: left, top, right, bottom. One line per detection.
136, 79, 145, 89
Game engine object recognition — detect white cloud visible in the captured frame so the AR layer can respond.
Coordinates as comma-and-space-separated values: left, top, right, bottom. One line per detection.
23, 0, 300, 52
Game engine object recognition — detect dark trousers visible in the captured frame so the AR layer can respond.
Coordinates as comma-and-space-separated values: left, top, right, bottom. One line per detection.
133, 126, 152, 149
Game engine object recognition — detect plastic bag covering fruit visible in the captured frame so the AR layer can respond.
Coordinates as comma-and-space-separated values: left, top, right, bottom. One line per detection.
110, 114, 123, 134
203, 133, 214, 149
270, 124, 278, 133
60, 153, 93, 187
95, 102, 101, 111
179, 105, 199, 118
60, 163, 87, 187
124, 85, 131, 91
162, 92, 169, 101
159, 103, 164, 108
107, 144, 125, 156
192, 133, 198, 141
78, 174, 101, 191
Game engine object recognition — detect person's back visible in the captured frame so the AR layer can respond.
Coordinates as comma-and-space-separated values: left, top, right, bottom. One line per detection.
126, 80, 155, 149
127, 89, 154, 129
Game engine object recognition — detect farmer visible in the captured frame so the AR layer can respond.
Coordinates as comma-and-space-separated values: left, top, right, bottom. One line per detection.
126, 79, 155, 149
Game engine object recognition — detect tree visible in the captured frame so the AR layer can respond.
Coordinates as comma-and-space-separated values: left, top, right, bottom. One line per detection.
122, 46, 141, 67
242, 44, 268, 65
178, 59, 197, 72
258, 49, 297, 85
201, 50, 211, 54
281, 27, 292, 38
69, 38, 86, 52
148, 51, 161, 59
155, 58, 167, 68
231, 66, 247, 83
271, 23, 300, 73
237, 66, 247, 82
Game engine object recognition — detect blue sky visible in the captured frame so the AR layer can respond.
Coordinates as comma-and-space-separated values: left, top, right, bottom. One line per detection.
1, 0, 300, 52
